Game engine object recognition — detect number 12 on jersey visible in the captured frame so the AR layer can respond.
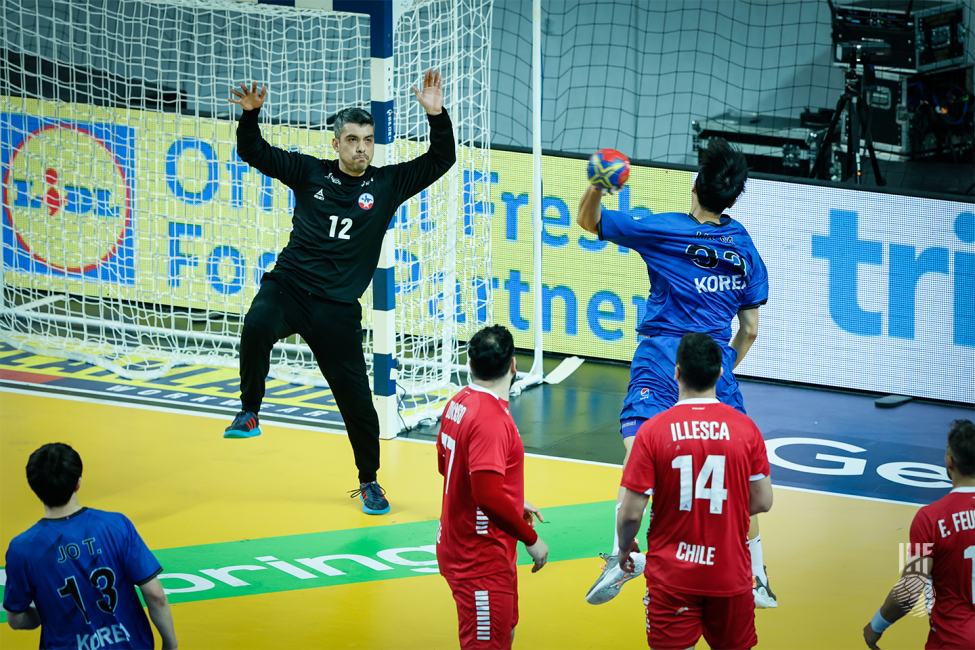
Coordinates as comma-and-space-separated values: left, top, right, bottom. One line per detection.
671, 455, 728, 514
328, 215, 352, 239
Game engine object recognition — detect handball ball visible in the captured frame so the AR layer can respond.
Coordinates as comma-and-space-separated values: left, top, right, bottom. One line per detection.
588, 148, 630, 189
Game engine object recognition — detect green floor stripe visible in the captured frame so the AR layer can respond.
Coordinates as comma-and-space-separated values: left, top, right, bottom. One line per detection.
0, 500, 649, 620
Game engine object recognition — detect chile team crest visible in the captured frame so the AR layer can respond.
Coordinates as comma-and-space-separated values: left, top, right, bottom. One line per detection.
358, 193, 374, 210
1, 114, 136, 283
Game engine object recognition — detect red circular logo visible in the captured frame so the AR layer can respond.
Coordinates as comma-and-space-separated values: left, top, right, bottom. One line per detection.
2, 123, 131, 274
358, 193, 374, 210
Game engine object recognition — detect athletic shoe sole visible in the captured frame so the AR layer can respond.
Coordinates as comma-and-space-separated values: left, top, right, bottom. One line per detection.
361, 503, 391, 515
223, 427, 262, 439
585, 552, 646, 605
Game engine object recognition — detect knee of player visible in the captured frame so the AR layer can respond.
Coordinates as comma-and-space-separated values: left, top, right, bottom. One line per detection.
241, 311, 279, 341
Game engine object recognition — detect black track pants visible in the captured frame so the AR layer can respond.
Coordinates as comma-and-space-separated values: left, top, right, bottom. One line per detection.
239, 277, 380, 484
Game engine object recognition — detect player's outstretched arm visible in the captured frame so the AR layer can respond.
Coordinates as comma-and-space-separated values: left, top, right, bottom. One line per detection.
4, 606, 40, 630
731, 307, 759, 369
388, 68, 455, 202
230, 82, 309, 187
139, 578, 178, 649
616, 487, 649, 570
577, 185, 603, 234
862, 556, 933, 649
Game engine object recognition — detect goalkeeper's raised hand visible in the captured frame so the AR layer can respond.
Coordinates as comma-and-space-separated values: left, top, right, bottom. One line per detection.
229, 82, 267, 111
412, 68, 443, 115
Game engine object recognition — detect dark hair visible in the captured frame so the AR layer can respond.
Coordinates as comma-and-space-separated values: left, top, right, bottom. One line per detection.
332, 107, 374, 139
26, 443, 83, 508
468, 325, 515, 381
947, 419, 975, 478
676, 333, 723, 392
696, 137, 748, 214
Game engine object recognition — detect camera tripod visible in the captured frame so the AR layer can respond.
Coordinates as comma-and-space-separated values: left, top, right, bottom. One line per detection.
811, 58, 887, 186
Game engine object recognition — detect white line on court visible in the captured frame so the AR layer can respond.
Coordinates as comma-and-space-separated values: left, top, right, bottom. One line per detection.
0, 384, 349, 436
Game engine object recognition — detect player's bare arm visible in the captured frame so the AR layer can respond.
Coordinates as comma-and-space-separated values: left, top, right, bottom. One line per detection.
228, 81, 267, 111
748, 475, 773, 515
862, 555, 933, 650
412, 68, 443, 115
577, 184, 604, 234
731, 307, 759, 369
616, 487, 650, 570
140, 577, 179, 649
4, 606, 40, 630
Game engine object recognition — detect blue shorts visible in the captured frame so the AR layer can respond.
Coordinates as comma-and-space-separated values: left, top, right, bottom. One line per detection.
620, 336, 745, 439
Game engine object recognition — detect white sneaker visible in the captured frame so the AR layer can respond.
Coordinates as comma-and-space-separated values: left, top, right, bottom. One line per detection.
753, 568, 778, 609
585, 552, 646, 605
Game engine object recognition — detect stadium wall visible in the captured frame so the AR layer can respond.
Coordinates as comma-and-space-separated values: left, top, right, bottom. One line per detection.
482, 147, 975, 405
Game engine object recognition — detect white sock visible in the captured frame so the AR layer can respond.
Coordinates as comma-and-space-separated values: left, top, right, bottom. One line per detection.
612, 502, 622, 556
748, 534, 768, 583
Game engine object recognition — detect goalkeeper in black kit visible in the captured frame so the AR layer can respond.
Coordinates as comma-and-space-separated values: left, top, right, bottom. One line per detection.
225, 69, 455, 515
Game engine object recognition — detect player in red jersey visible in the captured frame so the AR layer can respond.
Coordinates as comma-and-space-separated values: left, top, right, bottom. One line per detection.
616, 332, 774, 650
863, 419, 975, 650
436, 324, 549, 650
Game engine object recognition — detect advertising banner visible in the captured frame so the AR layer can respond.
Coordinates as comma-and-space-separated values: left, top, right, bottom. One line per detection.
2, 96, 313, 314
3, 97, 971, 403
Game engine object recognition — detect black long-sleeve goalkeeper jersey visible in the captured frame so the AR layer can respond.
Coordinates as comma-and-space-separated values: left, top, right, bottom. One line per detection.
236, 107, 456, 302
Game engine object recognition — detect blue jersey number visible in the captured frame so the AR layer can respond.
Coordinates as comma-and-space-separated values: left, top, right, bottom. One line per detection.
685, 244, 748, 275
57, 576, 89, 624
57, 567, 118, 623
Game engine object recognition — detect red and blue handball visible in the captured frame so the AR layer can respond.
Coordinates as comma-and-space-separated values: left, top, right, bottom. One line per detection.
587, 148, 630, 190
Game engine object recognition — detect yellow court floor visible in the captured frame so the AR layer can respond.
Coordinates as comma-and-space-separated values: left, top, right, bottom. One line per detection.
0, 389, 930, 649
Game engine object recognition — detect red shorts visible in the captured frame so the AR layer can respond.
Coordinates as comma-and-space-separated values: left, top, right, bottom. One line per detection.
445, 569, 519, 650
644, 584, 756, 650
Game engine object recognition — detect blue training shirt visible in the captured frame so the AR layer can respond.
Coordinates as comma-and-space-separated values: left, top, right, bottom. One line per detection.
599, 208, 769, 343
3, 508, 162, 650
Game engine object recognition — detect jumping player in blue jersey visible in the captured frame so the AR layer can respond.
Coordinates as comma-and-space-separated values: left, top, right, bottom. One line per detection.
3, 443, 178, 649
577, 138, 777, 609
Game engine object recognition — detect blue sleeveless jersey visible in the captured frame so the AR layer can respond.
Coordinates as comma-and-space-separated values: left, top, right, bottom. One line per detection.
3, 508, 161, 650
599, 208, 769, 342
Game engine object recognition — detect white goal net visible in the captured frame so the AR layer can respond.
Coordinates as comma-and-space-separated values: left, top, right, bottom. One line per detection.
0, 0, 492, 429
